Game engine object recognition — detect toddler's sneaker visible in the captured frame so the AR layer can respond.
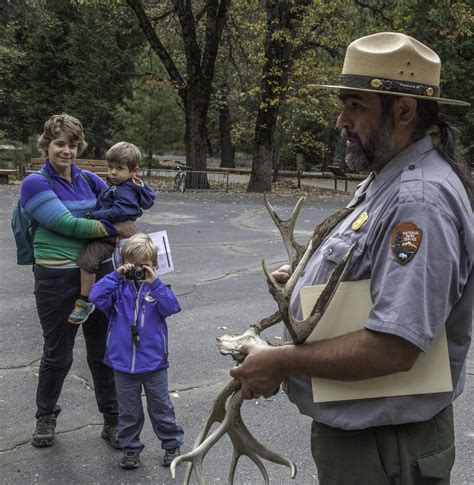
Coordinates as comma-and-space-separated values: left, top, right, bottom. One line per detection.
120, 450, 141, 469
162, 447, 180, 467
68, 299, 95, 325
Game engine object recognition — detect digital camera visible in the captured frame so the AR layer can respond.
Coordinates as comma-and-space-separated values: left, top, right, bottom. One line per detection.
124, 265, 146, 281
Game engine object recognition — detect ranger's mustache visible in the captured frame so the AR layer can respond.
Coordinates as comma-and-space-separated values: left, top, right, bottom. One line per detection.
341, 128, 361, 143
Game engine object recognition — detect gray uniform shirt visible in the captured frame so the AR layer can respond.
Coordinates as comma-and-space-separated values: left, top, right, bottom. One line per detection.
285, 136, 473, 430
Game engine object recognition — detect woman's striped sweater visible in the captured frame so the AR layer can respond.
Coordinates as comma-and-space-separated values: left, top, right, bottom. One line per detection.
20, 160, 117, 266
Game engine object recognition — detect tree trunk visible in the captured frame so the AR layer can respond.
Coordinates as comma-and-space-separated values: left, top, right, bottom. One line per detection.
185, 93, 209, 189
206, 129, 214, 158
127, 0, 230, 188
247, 0, 307, 193
219, 98, 235, 168
272, 124, 284, 182
248, 107, 275, 192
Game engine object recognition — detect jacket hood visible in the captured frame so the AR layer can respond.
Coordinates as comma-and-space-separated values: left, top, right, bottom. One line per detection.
131, 180, 155, 210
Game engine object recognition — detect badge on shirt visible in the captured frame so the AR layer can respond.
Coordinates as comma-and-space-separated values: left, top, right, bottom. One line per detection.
144, 293, 156, 303
391, 222, 423, 264
352, 211, 368, 231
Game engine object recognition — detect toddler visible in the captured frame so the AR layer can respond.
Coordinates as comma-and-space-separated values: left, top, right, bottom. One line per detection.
68, 142, 155, 324
89, 233, 184, 469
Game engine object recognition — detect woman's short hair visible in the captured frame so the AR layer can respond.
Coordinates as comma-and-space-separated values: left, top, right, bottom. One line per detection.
37, 113, 88, 155
106, 142, 142, 171
121, 233, 158, 265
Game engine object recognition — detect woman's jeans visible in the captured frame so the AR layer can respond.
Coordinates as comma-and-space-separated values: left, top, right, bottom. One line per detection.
33, 262, 118, 424
114, 368, 184, 451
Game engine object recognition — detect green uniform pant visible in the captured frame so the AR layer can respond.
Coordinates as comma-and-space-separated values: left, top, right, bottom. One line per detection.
311, 405, 455, 485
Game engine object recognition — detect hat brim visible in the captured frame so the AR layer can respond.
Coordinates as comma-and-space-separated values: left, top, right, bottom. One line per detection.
308, 84, 471, 107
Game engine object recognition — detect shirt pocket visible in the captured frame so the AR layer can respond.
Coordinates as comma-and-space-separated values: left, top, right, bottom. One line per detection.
313, 236, 356, 283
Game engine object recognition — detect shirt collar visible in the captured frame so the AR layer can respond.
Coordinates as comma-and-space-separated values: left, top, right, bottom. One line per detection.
366, 135, 434, 200
44, 159, 81, 180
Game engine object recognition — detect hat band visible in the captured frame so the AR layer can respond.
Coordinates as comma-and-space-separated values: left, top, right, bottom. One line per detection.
340, 74, 440, 98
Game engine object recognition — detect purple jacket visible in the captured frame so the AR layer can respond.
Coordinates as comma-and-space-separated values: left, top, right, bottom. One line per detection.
89, 179, 156, 222
89, 271, 181, 374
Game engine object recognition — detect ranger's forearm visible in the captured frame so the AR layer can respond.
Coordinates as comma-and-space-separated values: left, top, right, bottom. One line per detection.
278, 328, 420, 381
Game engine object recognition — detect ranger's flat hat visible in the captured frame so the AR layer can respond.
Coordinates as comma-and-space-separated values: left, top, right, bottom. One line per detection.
310, 32, 470, 107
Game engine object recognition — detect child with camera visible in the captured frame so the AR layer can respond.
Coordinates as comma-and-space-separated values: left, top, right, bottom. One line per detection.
68, 141, 155, 325
89, 233, 184, 469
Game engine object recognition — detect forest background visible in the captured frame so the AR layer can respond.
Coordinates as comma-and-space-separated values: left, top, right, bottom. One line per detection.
0, 0, 472, 192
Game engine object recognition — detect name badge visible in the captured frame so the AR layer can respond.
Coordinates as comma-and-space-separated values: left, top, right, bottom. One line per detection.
352, 211, 368, 231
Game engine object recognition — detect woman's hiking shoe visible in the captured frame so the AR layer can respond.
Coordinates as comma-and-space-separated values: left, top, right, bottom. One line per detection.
68, 299, 95, 325
162, 447, 180, 467
120, 450, 141, 469
31, 414, 56, 447
101, 424, 120, 449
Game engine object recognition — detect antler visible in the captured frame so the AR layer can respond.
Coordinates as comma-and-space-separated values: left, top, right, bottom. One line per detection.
262, 196, 354, 343
263, 195, 306, 271
171, 380, 296, 484
172, 197, 353, 483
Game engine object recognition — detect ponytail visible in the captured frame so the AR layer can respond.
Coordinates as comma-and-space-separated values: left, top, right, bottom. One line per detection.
414, 100, 473, 207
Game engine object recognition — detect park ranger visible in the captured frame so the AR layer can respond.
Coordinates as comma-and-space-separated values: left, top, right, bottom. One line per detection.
231, 32, 473, 484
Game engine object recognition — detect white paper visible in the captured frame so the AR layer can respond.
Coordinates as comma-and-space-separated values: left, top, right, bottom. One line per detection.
113, 230, 174, 276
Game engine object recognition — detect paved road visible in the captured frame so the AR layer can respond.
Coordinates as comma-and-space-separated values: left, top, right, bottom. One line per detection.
0, 185, 473, 484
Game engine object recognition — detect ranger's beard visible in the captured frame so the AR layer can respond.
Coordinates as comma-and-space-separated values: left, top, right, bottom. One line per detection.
342, 112, 397, 172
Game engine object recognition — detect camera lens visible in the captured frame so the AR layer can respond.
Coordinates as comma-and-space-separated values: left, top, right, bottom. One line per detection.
133, 266, 145, 280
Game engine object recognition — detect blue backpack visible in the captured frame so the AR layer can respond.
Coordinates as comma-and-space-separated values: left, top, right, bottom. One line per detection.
11, 168, 93, 265
12, 168, 52, 265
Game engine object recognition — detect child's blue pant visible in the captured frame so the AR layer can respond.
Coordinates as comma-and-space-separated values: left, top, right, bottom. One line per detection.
114, 368, 184, 452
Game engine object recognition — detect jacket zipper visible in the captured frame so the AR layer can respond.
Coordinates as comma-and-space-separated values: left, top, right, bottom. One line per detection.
131, 283, 141, 373
131, 283, 145, 373
163, 331, 168, 355
140, 305, 146, 328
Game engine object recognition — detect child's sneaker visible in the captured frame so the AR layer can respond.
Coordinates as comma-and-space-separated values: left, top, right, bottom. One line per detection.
162, 447, 180, 467
120, 450, 141, 469
68, 299, 95, 325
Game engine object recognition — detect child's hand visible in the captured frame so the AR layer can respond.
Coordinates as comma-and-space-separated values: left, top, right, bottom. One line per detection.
117, 263, 135, 277
132, 175, 144, 187
142, 265, 157, 284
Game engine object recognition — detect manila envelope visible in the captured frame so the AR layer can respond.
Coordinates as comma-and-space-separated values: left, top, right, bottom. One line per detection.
301, 279, 452, 403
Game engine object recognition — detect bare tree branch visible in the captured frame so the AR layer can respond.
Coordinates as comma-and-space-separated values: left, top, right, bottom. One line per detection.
172, 0, 202, 81
353, 0, 395, 27
201, 0, 231, 87
126, 0, 186, 97
150, 8, 174, 22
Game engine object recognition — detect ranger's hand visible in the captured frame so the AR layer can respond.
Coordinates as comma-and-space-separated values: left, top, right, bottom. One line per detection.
272, 264, 291, 284
230, 343, 284, 399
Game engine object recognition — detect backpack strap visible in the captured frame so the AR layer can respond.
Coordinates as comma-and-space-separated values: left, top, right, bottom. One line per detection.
38, 167, 53, 184
27, 168, 53, 241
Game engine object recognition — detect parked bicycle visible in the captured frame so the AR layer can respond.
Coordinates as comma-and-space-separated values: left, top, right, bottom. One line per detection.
174, 166, 186, 192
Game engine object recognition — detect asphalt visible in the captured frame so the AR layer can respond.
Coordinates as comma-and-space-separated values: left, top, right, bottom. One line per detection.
0, 184, 473, 484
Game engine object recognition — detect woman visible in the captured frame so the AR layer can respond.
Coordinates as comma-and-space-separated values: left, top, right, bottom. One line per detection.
20, 113, 135, 448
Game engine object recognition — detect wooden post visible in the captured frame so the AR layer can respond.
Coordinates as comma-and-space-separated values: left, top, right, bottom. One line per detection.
296, 153, 304, 189
296, 153, 305, 172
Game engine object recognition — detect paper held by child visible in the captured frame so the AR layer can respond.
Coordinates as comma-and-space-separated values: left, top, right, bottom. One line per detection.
113, 230, 174, 276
